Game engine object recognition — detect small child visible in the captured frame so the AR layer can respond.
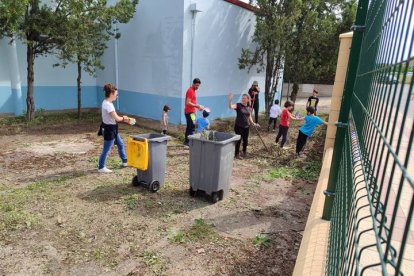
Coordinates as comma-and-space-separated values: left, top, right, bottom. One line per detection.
296, 106, 328, 156
196, 110, 210, 132
275, 100, 302, 148
268, 99, 281, 131
161, 105, 171, 134
307, 89, 319, 114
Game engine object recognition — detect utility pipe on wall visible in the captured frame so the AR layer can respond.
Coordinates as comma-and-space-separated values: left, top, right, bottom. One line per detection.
190, 3, 202, 85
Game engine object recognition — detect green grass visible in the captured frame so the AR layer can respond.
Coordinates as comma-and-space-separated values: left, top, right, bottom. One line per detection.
253, 234, 272, 247
140, 250, 168, 275
0, 176, 78, 231
88, 156, 122, 169
167, 218, 220, 245
0, 110, 100, 127
125, 196, 139, 210
266, 161, 322, 182
167, 229, 186, 243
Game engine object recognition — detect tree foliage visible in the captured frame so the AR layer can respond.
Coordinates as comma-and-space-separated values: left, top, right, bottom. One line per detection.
53, 0, 138, 117
239, 0, 301, 118
0, 0, 65, 120
240, 0, 357, 104
284, 0, 357, 101
0, 0, 138, 120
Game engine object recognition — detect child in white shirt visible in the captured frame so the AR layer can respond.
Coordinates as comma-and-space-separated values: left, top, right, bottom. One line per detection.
161, 105, 171, 134
268, 99, 281, 131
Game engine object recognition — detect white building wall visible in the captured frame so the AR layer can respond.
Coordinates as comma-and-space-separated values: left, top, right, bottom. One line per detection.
98, 0, 185, 123
1, 0, 268, 123
182, 0, 266, 122
0, 38, 98, 115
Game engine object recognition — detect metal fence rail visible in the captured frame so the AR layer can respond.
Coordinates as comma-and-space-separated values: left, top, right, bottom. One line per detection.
325, 0, 414, 275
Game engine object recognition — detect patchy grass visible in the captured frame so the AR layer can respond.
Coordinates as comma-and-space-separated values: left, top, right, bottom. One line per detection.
265, 160, 322, 183
0, 109, 323, 275
253, 234, 272, 247
140, 250, 168, 275
0, 110, 100, 127
0, 175, 84, 232
125, 196, 139, 210
167, 218, 220, 245
167, 229, 186, 244
186, 218, 219, 243
88, 156, 122, 169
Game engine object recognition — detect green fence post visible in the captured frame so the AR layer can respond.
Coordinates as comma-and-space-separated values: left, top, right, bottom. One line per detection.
322, 0, 369, 220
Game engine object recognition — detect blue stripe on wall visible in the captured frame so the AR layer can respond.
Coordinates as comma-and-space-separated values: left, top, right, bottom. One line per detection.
2, 85, 268, 125
103, 89, 266, 124
19, 86, 98, 111
114, 88, 183, 124
0, 86, 14, 114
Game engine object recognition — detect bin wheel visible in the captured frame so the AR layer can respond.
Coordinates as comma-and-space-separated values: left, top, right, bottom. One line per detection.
132, 176, 140, 186
150, 181, 160, 193
189, 187, 196, 197
211, 192, 219, 203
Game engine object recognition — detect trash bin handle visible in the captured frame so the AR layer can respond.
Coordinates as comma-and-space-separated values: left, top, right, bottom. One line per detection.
133, 137, 146, 142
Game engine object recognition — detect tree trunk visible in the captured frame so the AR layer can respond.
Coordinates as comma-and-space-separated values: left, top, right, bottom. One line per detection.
264, 50, 274, 120
291, 83, 299, 103
77, 60, 82, 118
26, 42, 35, 121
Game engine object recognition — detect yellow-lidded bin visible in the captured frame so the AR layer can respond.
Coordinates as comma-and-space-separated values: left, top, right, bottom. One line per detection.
130, 134, 171, 193
127, 137, 149, 171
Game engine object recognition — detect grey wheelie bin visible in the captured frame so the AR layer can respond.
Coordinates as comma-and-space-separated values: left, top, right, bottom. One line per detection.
188, 131, 240, 203
129, 133, 170, 192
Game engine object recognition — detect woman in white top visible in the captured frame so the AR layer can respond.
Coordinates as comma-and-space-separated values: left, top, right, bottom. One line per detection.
98, 83, 130, 173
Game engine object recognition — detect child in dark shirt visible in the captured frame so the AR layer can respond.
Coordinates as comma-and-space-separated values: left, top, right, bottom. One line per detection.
307, 89, 319, 114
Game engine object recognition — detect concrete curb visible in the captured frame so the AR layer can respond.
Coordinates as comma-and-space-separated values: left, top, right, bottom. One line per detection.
292, 148, 333, 276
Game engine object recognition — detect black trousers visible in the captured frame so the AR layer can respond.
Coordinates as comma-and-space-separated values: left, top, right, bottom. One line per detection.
268, 117, 277, 130
252, 101, 259, 123
296, 130, 308, 154
184, 112, 195, 144
234, 125, 249, 156
275, 125, 289, 147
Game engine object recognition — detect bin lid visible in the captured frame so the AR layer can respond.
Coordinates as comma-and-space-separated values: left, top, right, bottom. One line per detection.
188, 131, 241, 145
132, 133, 171, 143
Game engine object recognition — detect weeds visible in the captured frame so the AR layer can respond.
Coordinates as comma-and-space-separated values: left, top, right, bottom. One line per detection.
167, 218, 220, 245
140, 250, 168, 275
126, 196, 139, 210
0, 176, 76, 231
253, 234, 272, 247
0, 111, 100, 127
167, 229, 186, 243
88, 156, 122, 169
266, 160, 321, 182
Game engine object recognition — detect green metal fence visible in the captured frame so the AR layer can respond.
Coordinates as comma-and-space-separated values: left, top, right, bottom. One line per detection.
324, 0, 414, 275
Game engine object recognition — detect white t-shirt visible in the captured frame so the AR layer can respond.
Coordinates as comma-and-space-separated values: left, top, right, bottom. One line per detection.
102, 100, 116, 125
269, 104, 281, 118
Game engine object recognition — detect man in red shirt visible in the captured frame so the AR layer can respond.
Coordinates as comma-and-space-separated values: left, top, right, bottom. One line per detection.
184, 78, 204, 146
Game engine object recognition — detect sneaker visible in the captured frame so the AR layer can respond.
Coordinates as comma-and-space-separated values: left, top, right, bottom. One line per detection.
241, 152, 247, 158
235, 154, 243, 160
98, 167, 112, 173
281, 146, 291, 150
122, 162, 128, 168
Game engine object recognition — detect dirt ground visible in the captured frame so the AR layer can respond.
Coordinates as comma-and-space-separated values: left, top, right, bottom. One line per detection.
0, 110, 327, 276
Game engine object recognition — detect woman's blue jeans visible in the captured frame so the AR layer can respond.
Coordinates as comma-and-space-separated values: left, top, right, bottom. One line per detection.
98, 134, 127, 169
